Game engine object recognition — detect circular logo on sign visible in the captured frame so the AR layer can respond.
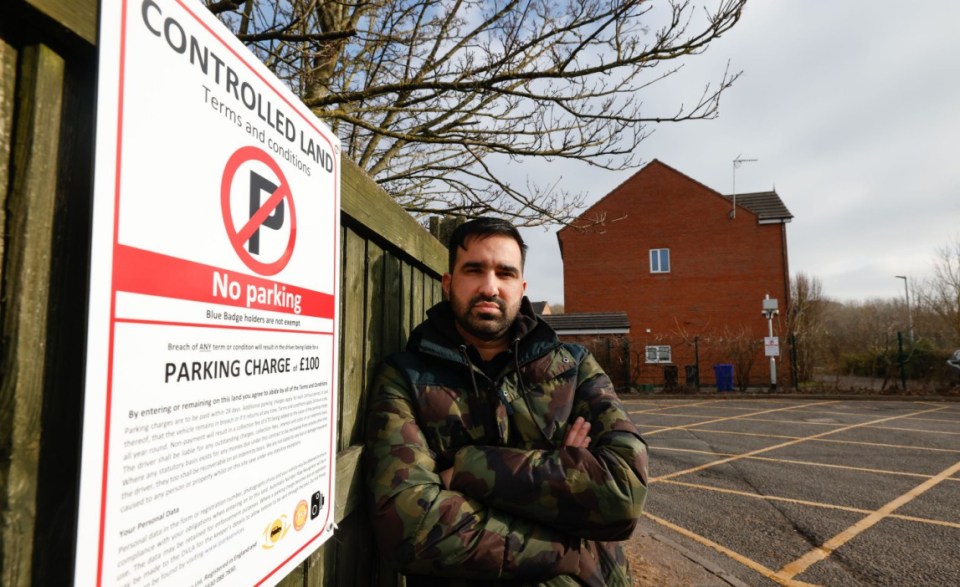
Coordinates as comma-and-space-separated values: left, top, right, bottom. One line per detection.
293, 500, 309, 531
221, 146, 297, 276
261, 515, 290, 549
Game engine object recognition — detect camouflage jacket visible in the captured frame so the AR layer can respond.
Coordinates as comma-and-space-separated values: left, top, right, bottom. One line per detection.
364, 299, 649, 586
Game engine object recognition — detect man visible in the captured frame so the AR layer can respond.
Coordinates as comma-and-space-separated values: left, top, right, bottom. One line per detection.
364, 218, 648, 585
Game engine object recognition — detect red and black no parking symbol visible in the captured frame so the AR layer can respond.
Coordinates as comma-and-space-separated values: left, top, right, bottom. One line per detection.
221, 146, 297, 276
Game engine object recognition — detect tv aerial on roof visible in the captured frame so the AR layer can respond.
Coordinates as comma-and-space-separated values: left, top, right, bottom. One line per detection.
730, 155, 758, 219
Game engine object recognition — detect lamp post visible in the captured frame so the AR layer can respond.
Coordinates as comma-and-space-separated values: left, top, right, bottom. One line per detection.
894, 275, 914, 343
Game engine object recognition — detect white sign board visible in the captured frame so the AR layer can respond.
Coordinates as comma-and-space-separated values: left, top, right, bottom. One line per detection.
764, 336, 780, 357
76, 1, 341, 585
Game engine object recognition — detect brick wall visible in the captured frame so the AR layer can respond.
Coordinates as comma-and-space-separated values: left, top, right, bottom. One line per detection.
559, 160, 791, 389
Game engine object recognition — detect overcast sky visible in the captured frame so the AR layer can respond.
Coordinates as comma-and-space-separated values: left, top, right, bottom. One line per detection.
515, 1, 960, 306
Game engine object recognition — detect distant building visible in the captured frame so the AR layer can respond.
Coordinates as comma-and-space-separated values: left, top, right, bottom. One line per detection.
557, 160, 793, 390
541, 312, 631, 391
529, 301, 552, 315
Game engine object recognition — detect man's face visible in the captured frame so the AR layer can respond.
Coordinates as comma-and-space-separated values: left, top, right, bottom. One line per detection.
442, 234, 527, 344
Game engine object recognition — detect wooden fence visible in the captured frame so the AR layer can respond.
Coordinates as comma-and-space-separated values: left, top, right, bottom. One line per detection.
0, 2, 445, 585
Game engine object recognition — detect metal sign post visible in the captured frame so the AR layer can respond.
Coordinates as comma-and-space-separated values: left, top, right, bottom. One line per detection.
762, 295, 779, 391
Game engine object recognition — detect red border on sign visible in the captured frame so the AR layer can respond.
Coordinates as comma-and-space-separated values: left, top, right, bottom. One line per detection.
221, 146, 298, 276
114, 244, 334, 319
94, 1, 342, 585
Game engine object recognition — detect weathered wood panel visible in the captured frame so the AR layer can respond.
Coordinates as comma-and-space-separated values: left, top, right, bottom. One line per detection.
0, 38, 15, 281
411, 268, 425, 335
1, 2, 447, 586
341, 156, 445, 272
320, 229, 442, 586
25, 0, 97, 44
339, 229, 368, 453
357, 240, 384, 446
382, 252, 403, 355
0, 43, 64, 587
400, 263, 414, 345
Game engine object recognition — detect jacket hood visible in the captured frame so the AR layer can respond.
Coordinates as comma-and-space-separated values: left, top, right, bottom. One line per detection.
407, 296, 559, 365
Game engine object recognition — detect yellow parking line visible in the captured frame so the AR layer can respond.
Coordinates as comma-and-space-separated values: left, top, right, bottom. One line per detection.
666, 428, 960, 455
625, 399, 723, 414
653, 406, 949, 482
656, 478, 960, 530
917, 400, 960, 408
642, 411, 960, 435
644, 512, 821, 587
790, 436, 960, 454
626, 399, 809, 415
900, 416, 960, 424
720, 417, 960, 437
867, 424, 960, 436
641, 400, 960, 583
675, 429, 803, 441
654, 446, 940, 481
643, 401, 838, 436
727, 416, 850, 426
633, 412, 715, 420
658, 478, 874, 513
776, 460, 960, 581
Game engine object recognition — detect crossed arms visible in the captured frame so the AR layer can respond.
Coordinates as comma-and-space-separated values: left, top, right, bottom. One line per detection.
364, 355, 648, 581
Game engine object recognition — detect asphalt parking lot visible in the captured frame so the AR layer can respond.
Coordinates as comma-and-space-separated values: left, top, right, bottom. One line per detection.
624, 397, 960, 586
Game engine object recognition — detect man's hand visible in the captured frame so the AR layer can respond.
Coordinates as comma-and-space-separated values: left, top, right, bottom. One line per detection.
563, 416, 591, 448
439, 417, 590, 488
439, 467, 454, 489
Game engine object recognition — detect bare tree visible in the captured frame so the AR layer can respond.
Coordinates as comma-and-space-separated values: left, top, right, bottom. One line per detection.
206, 0, 747, 226
916, 237, 960, 347
788, 272, 827, 383
713, 325, 760, 390
822, 298, 902, 389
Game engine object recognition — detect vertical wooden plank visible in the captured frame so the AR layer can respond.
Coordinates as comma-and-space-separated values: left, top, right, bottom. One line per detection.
345, 240, 381, 447
331, 242, 385, 587
427, 273, 441, 310
363, 242, 385, 388
411, 268, 425, 331
422, 271, 433, 311
339, 229, 366, 452
305, 528, 337, 587
381, 253, 402, 356
400, 263, 413, 346
0, 43, 64, 587
324, 228, 365, 585
332, 512, 376, 586
0, 38, 15, 271
276, 566, 305, 587
336, 225, 346, 428
30, 33, 95, 585
0, 36, 17, 587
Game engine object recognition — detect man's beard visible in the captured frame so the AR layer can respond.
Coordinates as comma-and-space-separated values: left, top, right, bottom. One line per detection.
451, 293, 518, 341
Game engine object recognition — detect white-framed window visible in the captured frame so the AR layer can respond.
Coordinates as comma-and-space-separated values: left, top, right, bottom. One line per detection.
645, 345, 672, 364
650, 248, 670, 273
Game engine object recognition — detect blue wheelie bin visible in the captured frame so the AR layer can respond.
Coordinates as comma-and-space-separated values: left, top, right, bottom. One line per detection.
714, 364, 734, 392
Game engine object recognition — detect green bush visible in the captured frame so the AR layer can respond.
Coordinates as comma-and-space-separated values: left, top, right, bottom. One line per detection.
840, 341, 954, 381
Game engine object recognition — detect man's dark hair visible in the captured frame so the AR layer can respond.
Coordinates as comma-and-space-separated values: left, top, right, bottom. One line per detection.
447, 217, 527, 273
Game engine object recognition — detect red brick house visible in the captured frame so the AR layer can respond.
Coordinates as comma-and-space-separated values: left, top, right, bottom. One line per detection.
557, 160, 793, 390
